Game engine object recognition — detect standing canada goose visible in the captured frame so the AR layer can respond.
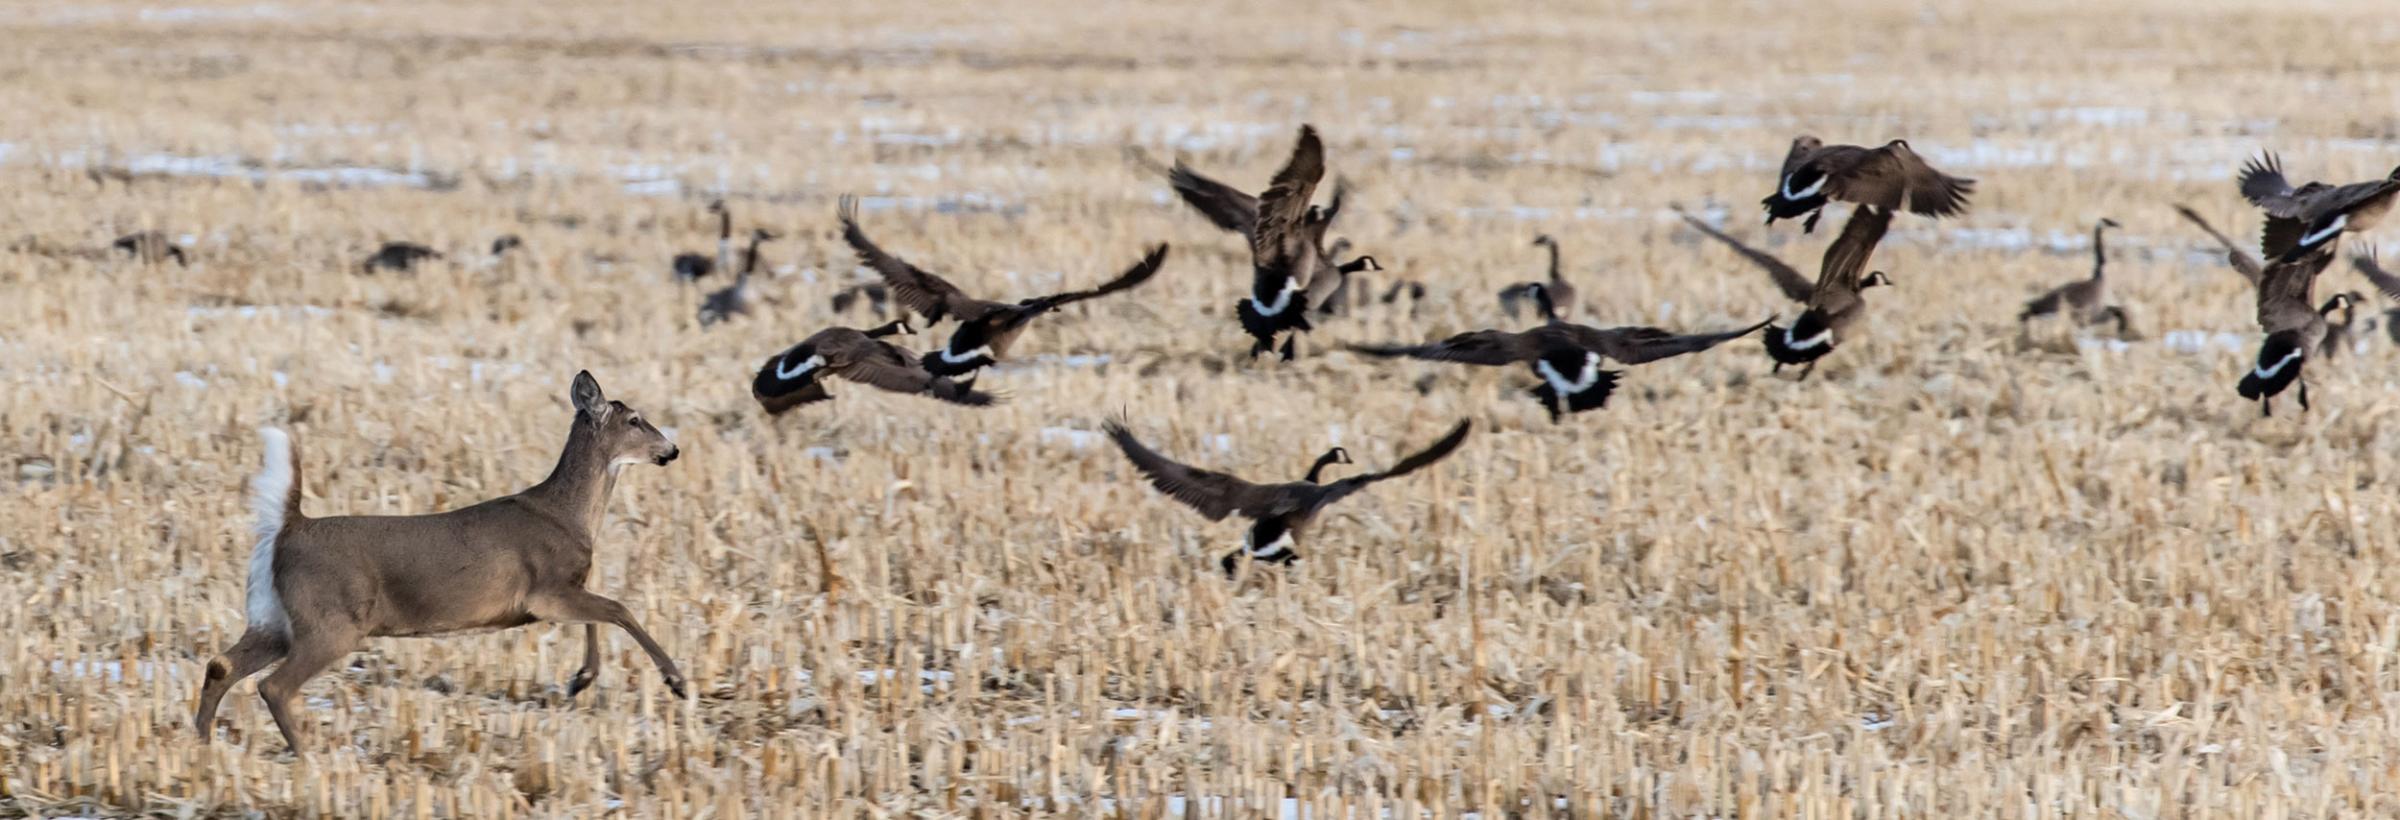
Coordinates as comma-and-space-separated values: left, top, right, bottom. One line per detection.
1349, 283, 1767, 420
1761, 137, 1975, 233
698, 228, 778, 327
672, 200, 732, 281
360, 241, 442, 274
838, 195, 1168, 378
2172, 204, 2265, 284
2237, 251, 2343, 415
2240, 154, 2400, 262
1676, 203, 1895, 380
1132, 128, 1380, 359
1499, 235, 1577, 320
2018, 218, 2129, 336
112, 230, 187, 266
1103, 419, 1471, 576
751, 320, 999, 414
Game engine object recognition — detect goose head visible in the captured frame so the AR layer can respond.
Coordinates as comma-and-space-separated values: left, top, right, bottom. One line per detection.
868, 319, 916, 338
2097, 217, 2121, 230
1532, 234, 1556, 248
1860, 271, 1894, 290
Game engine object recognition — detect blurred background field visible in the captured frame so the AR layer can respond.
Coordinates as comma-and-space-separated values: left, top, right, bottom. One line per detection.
5, 0, 2400, 815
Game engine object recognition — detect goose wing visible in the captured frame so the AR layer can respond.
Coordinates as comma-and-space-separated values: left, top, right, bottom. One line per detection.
2173, 204, 2264, 284
838, 195, 986, 323
1810, 205, 1895, 307
1021, 244, 1171, 313
1167, 162, 1262, 238
1675, 206, 1813, 301
1251, 126, 1325, 269
2353, 247, 2400, 302
1103, 421, 1274, 521
1824, 141, 1974, 218
1317, 420, 1473, 505
2239, 153, 2308, 218
1580, 318, 1775, 365
1347, 329, 1541, 366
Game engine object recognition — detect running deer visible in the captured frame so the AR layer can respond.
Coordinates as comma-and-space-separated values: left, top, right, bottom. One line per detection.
193, 371, 686, 752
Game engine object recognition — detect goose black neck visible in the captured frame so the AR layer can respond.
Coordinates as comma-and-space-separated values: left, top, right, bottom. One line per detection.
1304, 449, 1344, 483
2091, 221, 2110, 280
1544, 240, 1562, 283
717, 208, 732, 240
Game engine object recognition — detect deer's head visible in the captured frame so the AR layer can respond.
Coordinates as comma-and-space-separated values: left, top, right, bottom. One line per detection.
570, 371, 679, 471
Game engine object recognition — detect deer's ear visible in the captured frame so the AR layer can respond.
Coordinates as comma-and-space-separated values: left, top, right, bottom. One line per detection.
571, 371, 608, 420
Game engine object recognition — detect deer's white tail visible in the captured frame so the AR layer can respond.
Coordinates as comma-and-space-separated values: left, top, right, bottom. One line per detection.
245, 428, 297, 635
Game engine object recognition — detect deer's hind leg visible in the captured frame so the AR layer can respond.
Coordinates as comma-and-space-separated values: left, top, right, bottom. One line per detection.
254, 617, 362, 754
194, 628, 288, 739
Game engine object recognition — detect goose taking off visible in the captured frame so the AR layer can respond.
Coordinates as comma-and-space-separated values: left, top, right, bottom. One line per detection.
1762, 137, 1974, 233
2240, 154, 2400, 262
1676, 203, 1895, 381
751, 320, 1000, 413
1104, 419, 1471, 576
838, 195, 1168, 379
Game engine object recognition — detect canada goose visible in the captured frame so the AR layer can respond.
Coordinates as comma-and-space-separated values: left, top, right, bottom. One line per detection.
1762, 137, 1974, 232
698, 228, 778, 327
2237, 251, 2343, 415
2171, 204, 2264, 284
2240, 154, 2400, 262
1103, 419, 1471, 576
1134, 127, 1379, 359
751, 320, 999, 414
838, 195, 1168, 378
2349, 249, 2400, 346
1499, 235, 1577, 320
112, 230, 187, 266
2018, 218, 2129, 336
1676, 204, 1894, 380
1349, 283, 1767, 420
672, 200, 732, 281
361, 241, 442, 274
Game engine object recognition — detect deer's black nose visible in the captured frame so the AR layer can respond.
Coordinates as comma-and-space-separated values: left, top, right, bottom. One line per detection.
656, 447, 680, 465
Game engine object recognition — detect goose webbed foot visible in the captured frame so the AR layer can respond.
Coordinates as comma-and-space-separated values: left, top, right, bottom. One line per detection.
1802, 210, 1822, 233
2299, 381, 2310, 412
2261, 398, 2273, 418
1279, 336, 1297, 362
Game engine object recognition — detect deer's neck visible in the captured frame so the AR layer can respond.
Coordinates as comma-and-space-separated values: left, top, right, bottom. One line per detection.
529, 420, 618, 537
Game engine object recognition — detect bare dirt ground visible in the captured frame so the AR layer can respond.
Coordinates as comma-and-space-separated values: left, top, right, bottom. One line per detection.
5, 0, 2400, 815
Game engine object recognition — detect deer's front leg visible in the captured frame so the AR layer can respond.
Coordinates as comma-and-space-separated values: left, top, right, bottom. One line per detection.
532, 591, 686, 700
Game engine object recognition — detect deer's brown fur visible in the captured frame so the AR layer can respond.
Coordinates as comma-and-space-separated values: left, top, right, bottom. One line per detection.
193, 371, 684, 752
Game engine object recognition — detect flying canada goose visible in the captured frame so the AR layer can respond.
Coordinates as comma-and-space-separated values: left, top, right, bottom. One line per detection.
838, 195, 1168, 378
360, 241, 442, 274
1761, 137, 1975, 232
672, 200, 733, 281
698, 228, 779, 327
1676, 204, 1894, 380
2171, 204, 2265, 284
2240, 154, 2400, 262
1131, 128, 1380, 359
751, 320, 999, 414
1312, 239, 1414, 317
1349, 283, 1767, 421
1103, 419, 1471, 576
112, 230, 187, 266
1499, 235, 1577, 320
2018, 218, 2129, 336
2237, 251, 2343, 415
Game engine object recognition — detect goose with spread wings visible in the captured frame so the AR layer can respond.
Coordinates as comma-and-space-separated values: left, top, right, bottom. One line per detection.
1678, 203, 1895, 380
838, 195, 1168, 379
1105, 419, 1471, 576
1761, 137, 1974, 233
1133, 126, 1379, 359
751, 320, 1000, 414
1349, 283, 1767, 421
2239, 154, 2400, 263
2237, 251, 2345, 416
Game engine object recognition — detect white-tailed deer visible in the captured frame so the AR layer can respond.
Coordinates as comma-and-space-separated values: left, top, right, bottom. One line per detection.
193, 371, 685, 752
